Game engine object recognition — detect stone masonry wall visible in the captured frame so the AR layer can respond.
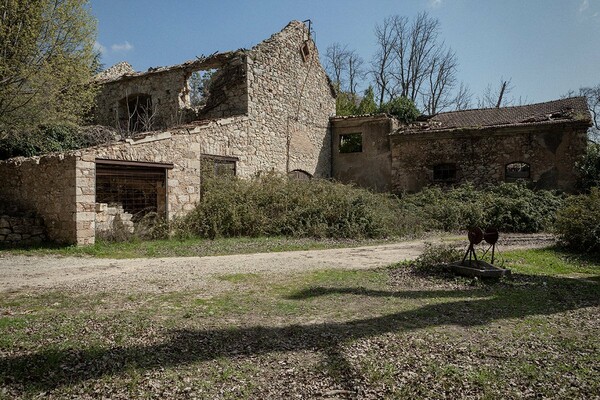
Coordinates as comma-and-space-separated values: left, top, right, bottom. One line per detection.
246, 21, 335, 177
0, 214, 46, 245
0, 154, 78, 243
390, 123, 589, 193
94, 55, 248, 131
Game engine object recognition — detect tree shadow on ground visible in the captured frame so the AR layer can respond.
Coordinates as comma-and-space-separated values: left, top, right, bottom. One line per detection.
1, 274, 598, 392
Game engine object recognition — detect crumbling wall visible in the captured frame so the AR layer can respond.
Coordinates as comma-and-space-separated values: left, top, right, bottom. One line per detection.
390, 124, 589, 193
0, 153, 95, 244
331, 115, 398, 192
93, 54, 248, 132
246, 20, 336, 177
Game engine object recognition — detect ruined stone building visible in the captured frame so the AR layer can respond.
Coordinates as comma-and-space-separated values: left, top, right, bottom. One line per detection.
0, 21, 335, 245
332, 97, 591, 193
0, 21, 592, 246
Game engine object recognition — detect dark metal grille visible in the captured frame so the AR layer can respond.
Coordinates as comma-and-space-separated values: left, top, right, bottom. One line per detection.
96, 164, 167, 220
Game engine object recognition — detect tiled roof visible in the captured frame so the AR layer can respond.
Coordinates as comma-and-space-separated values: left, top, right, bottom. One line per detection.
397, 97, 591, 135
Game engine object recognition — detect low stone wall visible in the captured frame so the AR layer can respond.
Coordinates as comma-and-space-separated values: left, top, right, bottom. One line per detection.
95, 203, 134, 238
0, 214, 46, 245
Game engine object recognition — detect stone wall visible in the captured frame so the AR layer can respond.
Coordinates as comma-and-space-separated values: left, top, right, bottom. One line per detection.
246, 21, 335, 177
94, 54, 248, 132
331, 115, 398, 192
0, 214, 46, 245
0, 154, 78, 243
390, 123, 589, 193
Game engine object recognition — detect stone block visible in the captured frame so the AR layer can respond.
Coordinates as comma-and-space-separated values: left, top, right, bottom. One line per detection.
6, 233, 21, 241
0, 217, 10, 229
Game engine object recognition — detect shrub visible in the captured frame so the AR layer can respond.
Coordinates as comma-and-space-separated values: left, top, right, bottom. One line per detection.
576, 142, 600, 191
555, 188, 600, 253
399, 182, 563, 233
179, 174, 419, 239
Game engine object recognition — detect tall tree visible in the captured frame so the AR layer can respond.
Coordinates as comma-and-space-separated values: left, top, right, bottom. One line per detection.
370, 12, 459, 114
579, 85, 600, 143
0, 0, 98, 135
477, 78, 515, 108
324, 42, 350, 89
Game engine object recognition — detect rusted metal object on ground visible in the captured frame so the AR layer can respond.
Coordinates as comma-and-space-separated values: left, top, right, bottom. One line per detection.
451, 227, 511, 279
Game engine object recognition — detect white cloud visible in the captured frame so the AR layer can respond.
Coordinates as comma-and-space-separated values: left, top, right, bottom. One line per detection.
579, 0, 590, 13
428, 0, 442, 8
93, 40, 106, 55
111, 41, 134, 52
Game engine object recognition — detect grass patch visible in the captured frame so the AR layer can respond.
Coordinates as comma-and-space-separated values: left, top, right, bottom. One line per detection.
0, 247, 598, 398
0, 236, 400, 259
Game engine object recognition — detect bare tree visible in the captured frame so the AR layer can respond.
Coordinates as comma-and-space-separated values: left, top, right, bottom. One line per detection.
370, 12, 459, 113
453, 82, 473, 111
371, 16, 399, 106
477, 78, 515, 108
346, 50, 364, 96
579, 85, 600, 142
324, 43, 350, 88
421, 47, 458, 115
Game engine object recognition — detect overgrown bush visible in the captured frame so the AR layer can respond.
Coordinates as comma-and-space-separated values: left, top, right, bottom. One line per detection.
555, 188, 600, 253
172, 177, 563, 241
400, 182, 564, 233
0, 123, 116, 160
178, 174, 418, 239
576, 142, 600, 191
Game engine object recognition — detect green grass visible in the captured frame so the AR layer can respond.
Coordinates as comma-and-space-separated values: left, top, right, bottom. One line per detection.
0, 236, 403, 259
0, 247, 598, 398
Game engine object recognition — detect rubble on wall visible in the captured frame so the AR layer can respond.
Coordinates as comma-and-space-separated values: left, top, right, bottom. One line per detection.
95, 203, 135, 239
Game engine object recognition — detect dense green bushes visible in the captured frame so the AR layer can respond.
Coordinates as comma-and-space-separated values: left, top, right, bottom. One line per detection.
555, 188, 600, 253
401, 182, 564, 233
0, 123, 115, 159
172, 176, 564, 240
179, 174, 416, 239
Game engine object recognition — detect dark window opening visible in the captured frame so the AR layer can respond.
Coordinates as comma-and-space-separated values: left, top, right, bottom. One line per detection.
119, 94, 154, 133
301, 42, 311, 62
201, 155, 238, 177
339, 133, 362, 153
95, 160, 171, 221
505, 162, 530, 180
288, 169, 312, 180
433, 163, 457, 182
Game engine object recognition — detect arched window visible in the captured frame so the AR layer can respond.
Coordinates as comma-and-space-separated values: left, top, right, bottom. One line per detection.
433, 163, 457, 182
288, 169, 312, 180
505, 162, 530, 180
119, 94, 153, 132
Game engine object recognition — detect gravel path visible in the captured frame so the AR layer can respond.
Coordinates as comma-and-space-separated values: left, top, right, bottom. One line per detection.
0, 234, 554, 294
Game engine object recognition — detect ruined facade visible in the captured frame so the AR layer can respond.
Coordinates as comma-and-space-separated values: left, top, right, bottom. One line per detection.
0, 21, 335, 245
332, 97, 591, 193
0, 20, 593, 246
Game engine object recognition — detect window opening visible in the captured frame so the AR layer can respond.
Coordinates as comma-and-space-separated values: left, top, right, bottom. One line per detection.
201, 154, 238, 177
301, 42, 311, 62
288, 169, 312, 180
95, 160, 172, 222
187, 69, 218, 108
433, 163, 457, 182
339, 133, 362, 153
119, 94, 154, 133
505, 162, 530, 180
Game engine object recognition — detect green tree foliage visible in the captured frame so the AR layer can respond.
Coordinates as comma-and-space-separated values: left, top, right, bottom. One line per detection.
576, 143, 600, 191
555, 188, 600, 253
379, 96, 420, 123
0, 0, 98, 137
357, 86, 378, 114
335, 89, 358, 116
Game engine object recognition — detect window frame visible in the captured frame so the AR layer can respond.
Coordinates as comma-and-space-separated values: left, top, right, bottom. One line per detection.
201, 154, 238, 177
433, 163, 457, 183
339, 132, 363, 154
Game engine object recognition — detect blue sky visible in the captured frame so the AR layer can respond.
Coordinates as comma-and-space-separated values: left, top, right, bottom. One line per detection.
90, 0, 600, 105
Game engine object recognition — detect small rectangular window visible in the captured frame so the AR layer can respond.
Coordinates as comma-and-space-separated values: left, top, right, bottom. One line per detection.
433, 163, 457, 182
201, 154, 238, 177
339, 133, 363, 153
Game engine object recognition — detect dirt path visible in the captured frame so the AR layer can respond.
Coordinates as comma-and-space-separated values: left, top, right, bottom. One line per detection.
0, 235, 554, 294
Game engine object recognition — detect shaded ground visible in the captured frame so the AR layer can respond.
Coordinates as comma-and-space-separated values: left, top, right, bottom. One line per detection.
2, 237, 597, 399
